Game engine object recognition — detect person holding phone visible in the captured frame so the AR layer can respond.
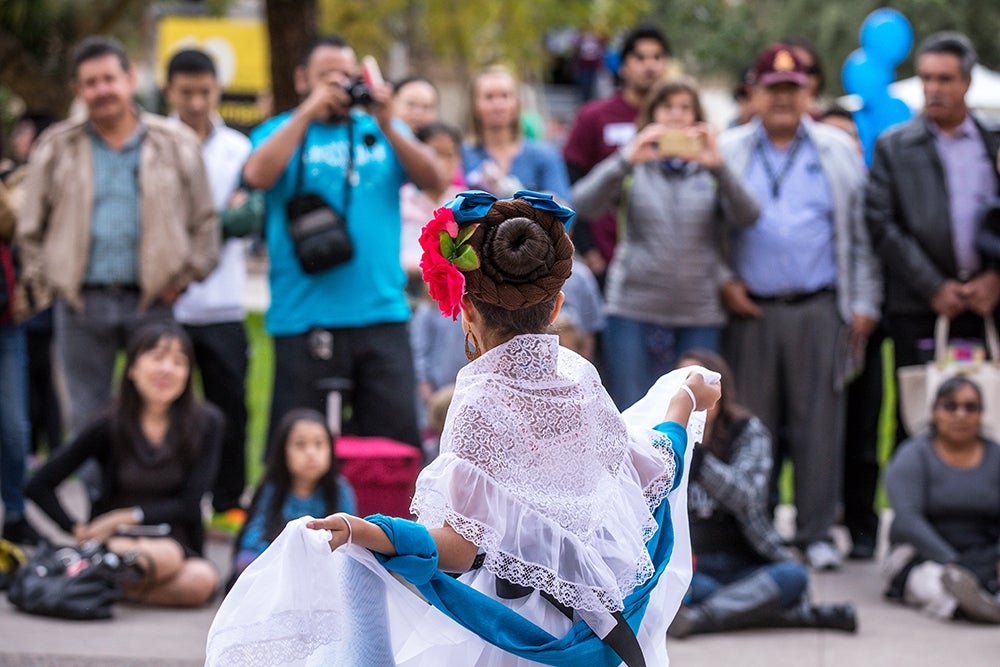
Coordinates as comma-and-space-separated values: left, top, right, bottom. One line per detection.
26, 321, 223, 607
572, 78, 759, 408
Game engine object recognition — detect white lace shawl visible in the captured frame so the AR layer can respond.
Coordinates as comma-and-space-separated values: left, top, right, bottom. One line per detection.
410, 334, 678, 614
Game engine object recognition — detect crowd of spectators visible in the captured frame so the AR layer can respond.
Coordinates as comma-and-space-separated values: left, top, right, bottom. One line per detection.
1, 20, 998, 631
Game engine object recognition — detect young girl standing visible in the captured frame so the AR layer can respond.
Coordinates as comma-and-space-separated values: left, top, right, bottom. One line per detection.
232, 409, 356, 579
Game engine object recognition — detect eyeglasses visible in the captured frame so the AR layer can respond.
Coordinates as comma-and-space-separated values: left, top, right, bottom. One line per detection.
938, 401, 983, 414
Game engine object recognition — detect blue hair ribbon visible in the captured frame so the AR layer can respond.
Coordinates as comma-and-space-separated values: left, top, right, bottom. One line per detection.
444, 189, 576, 231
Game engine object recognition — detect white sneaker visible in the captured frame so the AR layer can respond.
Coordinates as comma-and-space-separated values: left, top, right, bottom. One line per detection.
806, 540, 843, 571
941, 564, 1000, 623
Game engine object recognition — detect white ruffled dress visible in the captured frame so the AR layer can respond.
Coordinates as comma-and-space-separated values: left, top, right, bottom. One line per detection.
206, 335, 703, 666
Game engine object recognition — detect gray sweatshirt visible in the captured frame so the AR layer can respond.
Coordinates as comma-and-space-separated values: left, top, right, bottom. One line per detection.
886, 434, 1000, 563
571, 152, 759, 327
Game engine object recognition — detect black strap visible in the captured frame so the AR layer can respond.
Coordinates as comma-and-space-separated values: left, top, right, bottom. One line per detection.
754, 134, 803, 199
294, 120, 354, 215
493, 576, 646, 667
603, 612, 647, 667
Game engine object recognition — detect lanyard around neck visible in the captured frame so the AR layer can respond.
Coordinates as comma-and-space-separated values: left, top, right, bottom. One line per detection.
754, 134, 803, 200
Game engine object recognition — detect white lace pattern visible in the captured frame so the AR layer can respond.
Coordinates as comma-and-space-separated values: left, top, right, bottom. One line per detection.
410, 335, 677, 614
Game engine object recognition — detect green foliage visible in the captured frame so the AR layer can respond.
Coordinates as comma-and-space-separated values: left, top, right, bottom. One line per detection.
318, 0, 650, 80
317, 0, 1000, 92
245, 311, 274, 487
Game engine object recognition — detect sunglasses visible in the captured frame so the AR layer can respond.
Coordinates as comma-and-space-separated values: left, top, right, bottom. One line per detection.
937, 401, 983, 414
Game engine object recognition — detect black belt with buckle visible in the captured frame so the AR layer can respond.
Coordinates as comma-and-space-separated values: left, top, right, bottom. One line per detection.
749, 286, 834, 305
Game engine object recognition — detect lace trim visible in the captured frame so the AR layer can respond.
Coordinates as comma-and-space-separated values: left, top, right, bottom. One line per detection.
642, 430, 679, 513
207, 609, 342, 666
443, 510, 654, 614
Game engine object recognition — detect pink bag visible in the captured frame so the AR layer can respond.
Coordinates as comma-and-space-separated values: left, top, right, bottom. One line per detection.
336, 436, 421, 518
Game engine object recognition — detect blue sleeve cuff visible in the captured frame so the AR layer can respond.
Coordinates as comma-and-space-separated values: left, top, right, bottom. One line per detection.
366, 514, 440, 585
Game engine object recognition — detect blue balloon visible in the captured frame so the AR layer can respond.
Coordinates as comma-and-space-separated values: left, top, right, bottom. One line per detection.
604, 51, 621, 76
842, 49, 891, 102
860, 8, 913, 66
852, 109, 876, 166
854, 96, 913, 166
872, 96, 912, 133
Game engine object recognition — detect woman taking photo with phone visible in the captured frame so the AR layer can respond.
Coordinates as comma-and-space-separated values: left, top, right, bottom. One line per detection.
571, 78, 760, 408
26, 321, 223, 607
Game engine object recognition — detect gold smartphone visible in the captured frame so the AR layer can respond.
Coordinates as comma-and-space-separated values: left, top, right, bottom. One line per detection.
658, 129, 703, 157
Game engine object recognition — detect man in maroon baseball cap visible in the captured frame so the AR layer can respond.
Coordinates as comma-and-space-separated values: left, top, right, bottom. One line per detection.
713, 41, 881, 582
751, 44, 810, 88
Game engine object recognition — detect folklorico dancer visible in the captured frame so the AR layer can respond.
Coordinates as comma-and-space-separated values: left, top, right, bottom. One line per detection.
205, 190, 721, 666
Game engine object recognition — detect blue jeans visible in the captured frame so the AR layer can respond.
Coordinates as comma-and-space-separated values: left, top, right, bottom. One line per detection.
688, 552, 808, 609
602, 316, 720, 409
0, 324, 30, 516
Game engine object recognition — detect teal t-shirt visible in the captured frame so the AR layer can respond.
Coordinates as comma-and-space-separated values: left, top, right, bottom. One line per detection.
251, 110, 411, 335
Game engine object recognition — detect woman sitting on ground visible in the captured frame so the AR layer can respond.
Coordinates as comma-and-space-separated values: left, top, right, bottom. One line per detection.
884, 376, 1000, 624
26, 321, 222, 607
668, 349, 857, 637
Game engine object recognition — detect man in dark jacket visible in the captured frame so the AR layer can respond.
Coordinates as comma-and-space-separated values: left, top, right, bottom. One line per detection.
866, 31, 1000, 439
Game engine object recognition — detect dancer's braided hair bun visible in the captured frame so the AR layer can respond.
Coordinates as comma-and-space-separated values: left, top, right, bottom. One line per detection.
463, 198, 574, 310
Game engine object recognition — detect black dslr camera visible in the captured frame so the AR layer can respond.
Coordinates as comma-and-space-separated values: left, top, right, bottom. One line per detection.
343, 79, 373, 107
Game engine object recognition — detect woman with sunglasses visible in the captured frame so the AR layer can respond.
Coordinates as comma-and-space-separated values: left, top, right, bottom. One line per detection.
884, 376, 1000, 624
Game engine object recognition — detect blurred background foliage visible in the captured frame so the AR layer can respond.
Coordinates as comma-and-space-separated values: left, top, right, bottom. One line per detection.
3, 0, 998, 118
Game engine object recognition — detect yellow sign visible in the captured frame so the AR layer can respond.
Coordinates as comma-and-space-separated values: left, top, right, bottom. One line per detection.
157, 16, 270, 93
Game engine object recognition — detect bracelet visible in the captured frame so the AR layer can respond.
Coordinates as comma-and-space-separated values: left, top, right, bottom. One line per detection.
334, 513, 353, 546
678, 385, 697, 411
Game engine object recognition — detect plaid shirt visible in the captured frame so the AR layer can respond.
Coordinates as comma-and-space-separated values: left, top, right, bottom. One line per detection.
688, 417, 792, 562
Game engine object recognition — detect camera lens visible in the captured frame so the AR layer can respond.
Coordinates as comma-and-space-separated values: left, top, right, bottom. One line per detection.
344, 79, 373, 106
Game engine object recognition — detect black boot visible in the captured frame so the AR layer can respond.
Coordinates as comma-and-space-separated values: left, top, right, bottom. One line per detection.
767, 598, 858, 633
2, 517, 43, 547
668, 570, 783, 638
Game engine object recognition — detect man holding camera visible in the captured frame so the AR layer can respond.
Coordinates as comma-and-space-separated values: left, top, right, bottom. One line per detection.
244, 36, 440, 452
718, 44, 881, 571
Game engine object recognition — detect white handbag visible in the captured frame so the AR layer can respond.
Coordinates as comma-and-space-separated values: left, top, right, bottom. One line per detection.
897, 315, 1000, 438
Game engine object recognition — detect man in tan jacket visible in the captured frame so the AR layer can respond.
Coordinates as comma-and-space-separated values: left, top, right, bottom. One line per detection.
17, 37, 217, 474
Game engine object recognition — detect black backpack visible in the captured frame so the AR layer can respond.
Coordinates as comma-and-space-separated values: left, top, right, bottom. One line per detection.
7, 541, 124, 620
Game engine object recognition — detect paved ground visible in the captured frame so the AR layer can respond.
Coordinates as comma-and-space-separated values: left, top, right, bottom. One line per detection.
2, 481, 997, 666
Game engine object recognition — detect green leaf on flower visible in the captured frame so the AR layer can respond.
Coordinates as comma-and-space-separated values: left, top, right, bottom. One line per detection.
439, 231, 455, 257
452, 244, 480, 270
455, 223, 478, 246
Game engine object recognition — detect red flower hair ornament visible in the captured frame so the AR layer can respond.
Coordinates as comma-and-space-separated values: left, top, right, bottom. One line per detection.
418, 207, 480, 320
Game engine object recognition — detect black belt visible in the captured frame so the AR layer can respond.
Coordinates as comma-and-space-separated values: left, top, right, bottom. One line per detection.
749, 286, 834, 305
82, 283, 139, 293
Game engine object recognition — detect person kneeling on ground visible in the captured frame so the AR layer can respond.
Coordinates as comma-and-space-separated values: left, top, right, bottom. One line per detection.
883, 376, 1000, 624
668, 349, 857, 638
26, 321, 222, 607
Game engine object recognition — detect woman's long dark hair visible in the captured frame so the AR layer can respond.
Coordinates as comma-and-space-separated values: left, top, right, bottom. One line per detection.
678, 349, 752, 461
111, 320, 205, 464
242, 408, 341, 544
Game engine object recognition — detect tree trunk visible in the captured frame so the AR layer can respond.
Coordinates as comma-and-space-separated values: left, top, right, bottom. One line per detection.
0, 32, 72, 117
265, 0, 318, 114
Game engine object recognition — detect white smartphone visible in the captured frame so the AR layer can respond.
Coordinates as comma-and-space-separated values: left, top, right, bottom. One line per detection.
361, 55, 384, 89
